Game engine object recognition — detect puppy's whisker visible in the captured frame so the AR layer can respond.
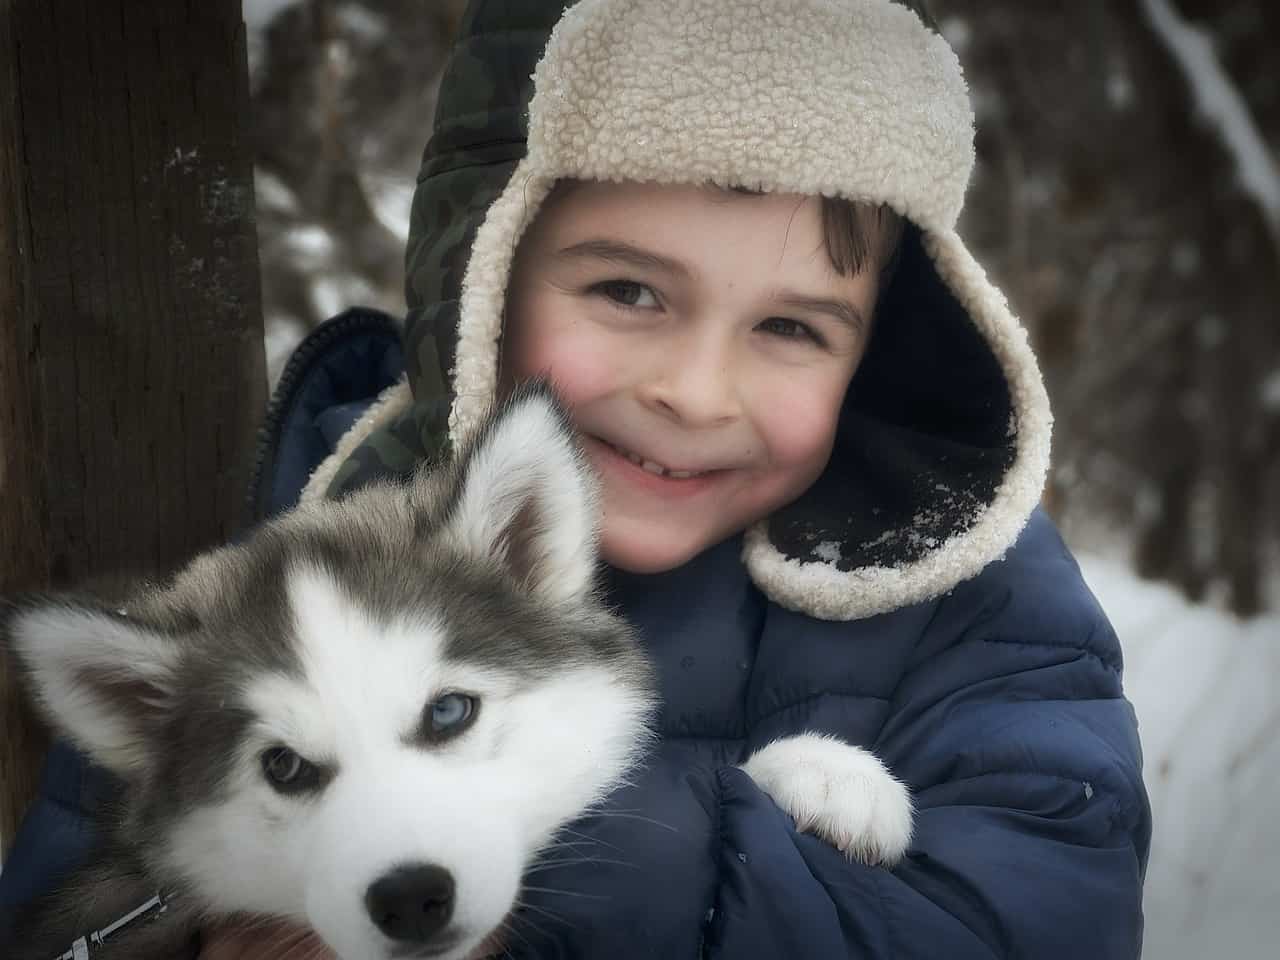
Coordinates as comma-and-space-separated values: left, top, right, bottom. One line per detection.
512, 896, 573, 928
520, 884, 611, 901
497, 915, 538, 956
505, 904, 559, 945
524, 855, 639, 873
592, 810, 679, 832
550, 827, 627, 852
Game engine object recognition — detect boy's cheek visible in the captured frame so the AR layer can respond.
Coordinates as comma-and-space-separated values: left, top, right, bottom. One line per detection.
539, 346, 623, 406
752, 391, 843, 467
504, 317, 622, 406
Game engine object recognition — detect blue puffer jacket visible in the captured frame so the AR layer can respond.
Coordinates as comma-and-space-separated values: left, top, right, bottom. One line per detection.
548, 515, 1149, 958
0, 308, 1151, 957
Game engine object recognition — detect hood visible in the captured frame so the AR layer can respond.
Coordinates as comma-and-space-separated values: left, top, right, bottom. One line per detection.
304, 0, 1052, 621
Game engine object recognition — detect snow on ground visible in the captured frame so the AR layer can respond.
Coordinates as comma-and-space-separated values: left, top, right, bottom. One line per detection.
1079, 554, 1280, 958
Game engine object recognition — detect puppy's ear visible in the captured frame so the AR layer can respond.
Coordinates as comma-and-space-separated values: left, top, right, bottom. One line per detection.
439, 381, 598, 603
2, 597, 181, 778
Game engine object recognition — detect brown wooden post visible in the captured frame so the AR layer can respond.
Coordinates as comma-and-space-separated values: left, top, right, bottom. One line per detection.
0, 0, 265, 855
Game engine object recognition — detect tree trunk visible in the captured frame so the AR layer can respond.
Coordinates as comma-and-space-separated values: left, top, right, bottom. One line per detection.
0, 0, 264, 856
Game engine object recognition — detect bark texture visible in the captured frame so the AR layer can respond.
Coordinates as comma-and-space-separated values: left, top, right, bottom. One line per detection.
0, 0, 265, 853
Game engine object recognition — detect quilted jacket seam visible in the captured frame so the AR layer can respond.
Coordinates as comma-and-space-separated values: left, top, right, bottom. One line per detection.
979, 634, 1122, 675
747, 689, 891, 736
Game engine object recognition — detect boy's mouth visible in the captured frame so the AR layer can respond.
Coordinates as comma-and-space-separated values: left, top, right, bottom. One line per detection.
593, 436, 713, 480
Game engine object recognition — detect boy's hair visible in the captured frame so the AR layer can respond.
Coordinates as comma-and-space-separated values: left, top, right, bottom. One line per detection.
542, 178, 904, 291
808, 0, 934, 292
726, 185, 905, 293
819, 196, 905, 289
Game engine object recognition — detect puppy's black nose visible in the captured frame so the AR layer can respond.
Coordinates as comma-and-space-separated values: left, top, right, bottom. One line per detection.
365, 864, 455, 943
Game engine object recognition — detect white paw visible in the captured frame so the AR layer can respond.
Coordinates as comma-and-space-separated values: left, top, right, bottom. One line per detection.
740, 732, 913, 866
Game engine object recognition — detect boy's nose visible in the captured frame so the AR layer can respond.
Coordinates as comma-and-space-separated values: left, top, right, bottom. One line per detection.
640, 336, 742, 427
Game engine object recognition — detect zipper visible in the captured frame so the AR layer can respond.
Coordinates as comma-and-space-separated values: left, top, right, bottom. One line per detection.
242, 306, 402, 529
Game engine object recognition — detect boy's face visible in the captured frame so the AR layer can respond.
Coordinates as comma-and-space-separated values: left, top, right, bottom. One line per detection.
502, 181, 880, 574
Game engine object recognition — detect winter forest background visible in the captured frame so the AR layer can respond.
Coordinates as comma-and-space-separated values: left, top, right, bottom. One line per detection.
242, 1, 1279, 956
0, 0, 1272, 956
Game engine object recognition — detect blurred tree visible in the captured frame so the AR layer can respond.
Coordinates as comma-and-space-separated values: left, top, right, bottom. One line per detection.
250, 0, 458, 381
0, 0, 265, 851
933, 0, 1279, 614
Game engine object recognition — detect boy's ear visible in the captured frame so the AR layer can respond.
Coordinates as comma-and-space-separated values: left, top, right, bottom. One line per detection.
438, 381, 598, 603
2, 596, 182, 779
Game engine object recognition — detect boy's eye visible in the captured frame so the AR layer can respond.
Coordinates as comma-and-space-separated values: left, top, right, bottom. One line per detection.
758, 317, 824, 346
592, 279, 659, 309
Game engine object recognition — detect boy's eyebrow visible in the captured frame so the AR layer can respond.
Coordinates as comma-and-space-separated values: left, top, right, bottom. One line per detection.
555, 239, 691, 278
775, 292, 868, 335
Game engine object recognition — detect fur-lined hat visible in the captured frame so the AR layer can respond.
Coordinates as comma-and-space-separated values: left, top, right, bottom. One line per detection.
306, 0, 1052, 621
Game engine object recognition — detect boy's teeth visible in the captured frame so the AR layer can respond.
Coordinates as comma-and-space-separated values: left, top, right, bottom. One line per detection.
611, 441, 704, 478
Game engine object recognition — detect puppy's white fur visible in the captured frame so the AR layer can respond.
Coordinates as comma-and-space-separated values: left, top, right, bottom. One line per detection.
5, 387, 655, 960
741, 732, 913, 866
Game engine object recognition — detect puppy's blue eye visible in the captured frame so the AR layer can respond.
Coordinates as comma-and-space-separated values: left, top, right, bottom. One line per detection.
429, 693, 477, 736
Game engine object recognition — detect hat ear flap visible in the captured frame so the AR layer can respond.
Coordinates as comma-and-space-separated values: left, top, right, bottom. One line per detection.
3, 597, 181, 778
439, 382, 599, 603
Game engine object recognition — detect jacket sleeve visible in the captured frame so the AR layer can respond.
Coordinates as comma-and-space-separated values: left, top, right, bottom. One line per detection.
0, 741, 111, 943
705, 522, 1152, 959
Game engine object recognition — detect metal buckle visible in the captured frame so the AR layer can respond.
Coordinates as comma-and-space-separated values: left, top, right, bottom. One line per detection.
51, 891, 172, 960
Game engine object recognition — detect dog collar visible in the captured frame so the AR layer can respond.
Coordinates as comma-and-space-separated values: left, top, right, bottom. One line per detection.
50, 890, 173, 960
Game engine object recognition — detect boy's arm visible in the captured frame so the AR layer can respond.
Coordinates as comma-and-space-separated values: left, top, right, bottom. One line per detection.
706, 524, 1151, 959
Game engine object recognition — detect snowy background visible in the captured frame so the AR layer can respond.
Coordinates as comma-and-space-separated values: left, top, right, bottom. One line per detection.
247, 1, 1280, 955
1081, 557, 1280, 957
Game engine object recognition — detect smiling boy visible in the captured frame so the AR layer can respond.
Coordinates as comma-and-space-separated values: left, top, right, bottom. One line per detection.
3, 0, 1151, 957
290, 0, 1149, 954
501, 180, 895, 573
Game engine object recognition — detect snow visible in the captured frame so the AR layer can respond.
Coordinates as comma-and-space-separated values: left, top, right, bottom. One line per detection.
365, 175, 415, 243
242, 0, 307, 86
335, 3, 389, 42
1107, 69, 1136, 111
1140, 0, 1280, 253
1080, 554, 1280, 958
254, 167, 300, 216
264, 313, 306, 388
283, 224, 337, 266
241, 0, 304, 30
1261, 368, 1280, 412
813, 541, 843, 564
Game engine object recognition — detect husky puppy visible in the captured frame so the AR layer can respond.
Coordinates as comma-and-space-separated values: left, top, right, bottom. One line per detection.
2, 384, 657, 960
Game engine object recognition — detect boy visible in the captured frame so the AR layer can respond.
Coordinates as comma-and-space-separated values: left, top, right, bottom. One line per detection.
20, 0, 1154, 956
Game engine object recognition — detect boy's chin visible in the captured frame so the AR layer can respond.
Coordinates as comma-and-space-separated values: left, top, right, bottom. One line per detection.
600, 528, 707, 575
599, 521, 741, 575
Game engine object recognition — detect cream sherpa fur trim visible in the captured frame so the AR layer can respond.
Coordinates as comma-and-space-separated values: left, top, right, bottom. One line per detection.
450, 0, 973, 439
534, 0, 972, 229
449, 165, 555, 443
741, 230, 1053, 620
300, 378, 413, 505
323, 0, 1048, 622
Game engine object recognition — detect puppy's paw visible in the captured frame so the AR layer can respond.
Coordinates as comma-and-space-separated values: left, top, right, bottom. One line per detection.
740, 732, 912, 866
